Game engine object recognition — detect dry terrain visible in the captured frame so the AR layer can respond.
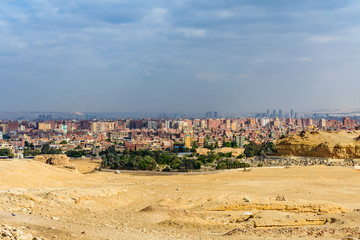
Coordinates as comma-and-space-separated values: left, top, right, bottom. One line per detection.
1, 159, 360, 239
197, 147, 245, 157
277, 130, 360, 159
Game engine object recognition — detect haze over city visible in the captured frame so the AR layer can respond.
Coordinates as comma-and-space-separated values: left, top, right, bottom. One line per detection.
2, 0, 360, 112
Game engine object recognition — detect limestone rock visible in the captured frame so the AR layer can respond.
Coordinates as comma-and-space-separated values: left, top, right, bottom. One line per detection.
34, 154, 70, 166
276, 130, 360, 159
1, 224, 34, 240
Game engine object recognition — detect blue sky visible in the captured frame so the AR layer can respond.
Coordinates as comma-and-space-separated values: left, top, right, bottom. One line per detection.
1, 0, 360, 113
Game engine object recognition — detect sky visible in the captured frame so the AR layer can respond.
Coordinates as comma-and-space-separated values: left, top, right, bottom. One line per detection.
1, 0, 360, 114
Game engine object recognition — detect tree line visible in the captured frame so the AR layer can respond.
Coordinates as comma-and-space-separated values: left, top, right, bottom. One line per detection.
244, 141, 276, 157
100, 146, 253, 172
100, 146, 202, 172
23, 142, 86, 158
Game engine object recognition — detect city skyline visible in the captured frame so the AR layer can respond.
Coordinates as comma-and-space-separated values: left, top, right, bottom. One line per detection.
1, 107, 360, 121
2, 1, 360, 112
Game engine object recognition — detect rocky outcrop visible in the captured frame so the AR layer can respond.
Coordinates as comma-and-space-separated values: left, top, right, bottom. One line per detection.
276, 131, 360, 159
1, 224, 36, 239
34, 154, 70, 166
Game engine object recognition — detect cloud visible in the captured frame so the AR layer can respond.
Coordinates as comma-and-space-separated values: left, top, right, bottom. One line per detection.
306, 36, 341, 43
295, 57, 312, 62
195, 72, 218, 82
176, 27, 206, 38
1, 0, 360, 112
143, 8, 168, 25
216, 10, 234, 18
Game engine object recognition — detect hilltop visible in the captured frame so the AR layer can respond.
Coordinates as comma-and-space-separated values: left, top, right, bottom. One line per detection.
277, 130, 360, 159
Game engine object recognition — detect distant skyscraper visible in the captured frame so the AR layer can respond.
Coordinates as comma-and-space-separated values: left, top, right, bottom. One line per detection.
319, 119, 326, 129
266, 109, 270, 118
290, 109, 294, 119
147, 121, 157, 130
273, 109, 277, 118
214, 111, 218, 118
165, 120, 171, 129
205, 111, 213, 118
279, 109, 283, 119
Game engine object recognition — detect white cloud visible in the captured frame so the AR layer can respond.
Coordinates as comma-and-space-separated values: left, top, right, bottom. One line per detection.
176, 28, 206, 38
143, 8, 168, 24
216, 10, 234, 18
295, 57, 312, 62
195, 72, 218, 82
306, 36, 341, 43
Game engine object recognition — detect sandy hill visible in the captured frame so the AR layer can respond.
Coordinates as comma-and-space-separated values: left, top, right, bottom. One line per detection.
1, 159, 360, 239
196, 147, 244, 156
276, 130, 360, 159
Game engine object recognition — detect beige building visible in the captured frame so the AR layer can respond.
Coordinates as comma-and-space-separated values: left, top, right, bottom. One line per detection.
38, 122, 51, 131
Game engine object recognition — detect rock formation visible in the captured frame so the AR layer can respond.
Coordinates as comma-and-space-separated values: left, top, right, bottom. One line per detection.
34, 154, 70, 166
276, 130, 360, 159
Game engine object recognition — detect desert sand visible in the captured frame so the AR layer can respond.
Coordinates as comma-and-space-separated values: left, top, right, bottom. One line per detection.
196, 147, 245, 157
1, 159, 360, 239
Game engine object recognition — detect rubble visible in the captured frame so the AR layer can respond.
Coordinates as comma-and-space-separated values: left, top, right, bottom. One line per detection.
245, 156, 360, 167
0, 224, 38, 240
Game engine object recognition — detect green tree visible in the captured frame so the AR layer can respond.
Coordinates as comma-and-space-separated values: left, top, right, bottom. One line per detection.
198, 154, 207, 164
102, 152, 116, 168
231, 141, 239, 148
0, 149, 14, 158
23, 149, 41, 157
244, 141, 260, 157
170, 158, 182, 170
3, 134, 10, 140
41, 143, 62, 154
216, 159, 249, 170
41, 143, 50, 154
178, 158, 201, 172
139, 156, 157, 170
126, 156, 142, 170
244, 141, 276, 157
237, 153, 245, 159
66, 150, 86, 158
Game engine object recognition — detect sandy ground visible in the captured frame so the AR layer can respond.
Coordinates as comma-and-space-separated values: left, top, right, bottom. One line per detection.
197, 147, 245, 157
70, 158, 101, 173
1, 160, 360, 239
